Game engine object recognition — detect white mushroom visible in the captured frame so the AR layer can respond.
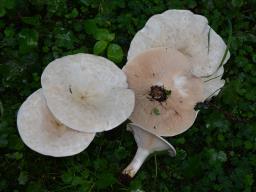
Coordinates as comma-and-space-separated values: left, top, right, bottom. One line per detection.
17, 89, 95, 157
123, 47, 204, 136
127, 9, 230, 100
122, 123, 176, 178
41, 53, 135, 133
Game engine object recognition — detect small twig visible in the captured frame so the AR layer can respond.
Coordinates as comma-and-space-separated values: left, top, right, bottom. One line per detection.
88, 183, 95, 192
0, 100, 3, 119
52, 185, 74, 192
154, 155, 158, 180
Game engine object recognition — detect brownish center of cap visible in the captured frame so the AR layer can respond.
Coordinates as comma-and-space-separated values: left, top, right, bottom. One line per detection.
50, 119, 63, 128
148, 85, 171, 102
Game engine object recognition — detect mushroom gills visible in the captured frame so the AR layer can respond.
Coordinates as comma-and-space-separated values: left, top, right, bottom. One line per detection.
122, 123, 176, 178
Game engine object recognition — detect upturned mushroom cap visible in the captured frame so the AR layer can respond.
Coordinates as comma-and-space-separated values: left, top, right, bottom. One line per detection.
123, 47, 204, 136
127, 9, 230, 100
17, 89, 95, 157
122, 123, 176, 178
127, 123, 176, 156
41, 53, 135, 133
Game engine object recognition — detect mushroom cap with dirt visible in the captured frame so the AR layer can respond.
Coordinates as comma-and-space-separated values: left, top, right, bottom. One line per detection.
17, 89, 95, 157
127, 9, 230, 100
122, 123, 176, 178
123, 47, 204, 137
41, 53, 135, 133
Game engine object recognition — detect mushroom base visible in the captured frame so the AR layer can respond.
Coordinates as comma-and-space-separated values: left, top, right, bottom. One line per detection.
122, 147, 150, 178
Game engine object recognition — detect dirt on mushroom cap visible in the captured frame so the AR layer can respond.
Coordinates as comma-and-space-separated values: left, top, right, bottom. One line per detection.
17, 89, 95, 157
123, 47, 204, 136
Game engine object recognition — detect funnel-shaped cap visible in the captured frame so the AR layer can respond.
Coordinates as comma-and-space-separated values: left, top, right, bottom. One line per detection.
122, 123, 176, 178
127, 123, 176, 156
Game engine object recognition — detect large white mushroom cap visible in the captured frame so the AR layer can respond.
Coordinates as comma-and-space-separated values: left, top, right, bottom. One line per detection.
41, 53, 135, 133
123, 48, 204, 136
17, 89, 95, 157
127, 9, 230, 100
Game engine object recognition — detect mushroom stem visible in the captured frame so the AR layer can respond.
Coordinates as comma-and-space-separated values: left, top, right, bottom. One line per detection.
122, 147, 149, 178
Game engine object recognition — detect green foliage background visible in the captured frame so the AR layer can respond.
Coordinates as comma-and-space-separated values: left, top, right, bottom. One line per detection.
0, 0, 256, 191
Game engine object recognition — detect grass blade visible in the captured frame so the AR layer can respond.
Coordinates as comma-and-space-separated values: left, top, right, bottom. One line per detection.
0, 100, 3, 119
203, 74, 222, 83
207, 28, 211, 54
201, 19, 232, 78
